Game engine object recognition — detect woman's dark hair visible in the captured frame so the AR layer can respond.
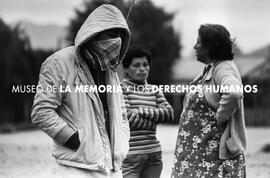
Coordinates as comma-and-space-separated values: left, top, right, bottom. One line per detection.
122, 46, 152, 68
198, 24, 235, 60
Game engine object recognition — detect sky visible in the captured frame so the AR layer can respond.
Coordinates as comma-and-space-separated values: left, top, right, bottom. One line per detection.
0, 0, 270, 57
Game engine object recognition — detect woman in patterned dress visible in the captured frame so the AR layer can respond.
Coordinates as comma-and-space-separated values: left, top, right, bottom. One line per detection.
171, 24, 247, 178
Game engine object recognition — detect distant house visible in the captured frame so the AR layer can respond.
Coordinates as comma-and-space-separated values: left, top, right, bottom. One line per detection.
172, 55, 267, 84
244, 59, 270, 82
242, 44, 270, 82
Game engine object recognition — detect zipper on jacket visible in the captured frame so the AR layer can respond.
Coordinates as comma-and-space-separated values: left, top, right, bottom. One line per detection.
104, 110, 116, 171
79, 59, 116, 170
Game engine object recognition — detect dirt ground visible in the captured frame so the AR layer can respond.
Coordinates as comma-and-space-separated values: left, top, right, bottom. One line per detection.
0, 125, 270, 178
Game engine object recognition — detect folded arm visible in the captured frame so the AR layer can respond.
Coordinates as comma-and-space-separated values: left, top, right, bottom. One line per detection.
214, 63, 243, 124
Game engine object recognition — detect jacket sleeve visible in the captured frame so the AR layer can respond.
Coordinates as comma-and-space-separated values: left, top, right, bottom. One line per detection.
153, 91, 174, 123
31, 56, 76, 145
120, 92, 130, 142
214, 63, 243, 123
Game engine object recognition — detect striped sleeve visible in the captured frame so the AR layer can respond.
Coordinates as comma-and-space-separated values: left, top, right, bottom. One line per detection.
121, 82, 146, 130
156, 91, 174, 123
121, 82, 131, 109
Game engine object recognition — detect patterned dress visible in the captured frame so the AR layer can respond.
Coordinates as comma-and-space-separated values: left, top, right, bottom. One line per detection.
171, 91, 246, 178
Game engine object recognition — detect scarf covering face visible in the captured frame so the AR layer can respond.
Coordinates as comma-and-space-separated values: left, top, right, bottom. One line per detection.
88, 37, 122, 71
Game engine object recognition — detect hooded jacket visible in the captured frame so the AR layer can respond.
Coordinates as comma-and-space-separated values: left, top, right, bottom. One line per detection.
31, 4, 130, 172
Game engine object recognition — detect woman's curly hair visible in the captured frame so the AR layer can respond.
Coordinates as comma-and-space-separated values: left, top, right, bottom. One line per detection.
198, 24, 236, 61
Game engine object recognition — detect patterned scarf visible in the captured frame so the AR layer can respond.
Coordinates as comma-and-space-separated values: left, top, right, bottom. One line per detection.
85, 37, 122, 71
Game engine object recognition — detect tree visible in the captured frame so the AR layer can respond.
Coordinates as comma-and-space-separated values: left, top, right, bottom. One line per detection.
0, 19, 32, 123
66, 0, 181, 84
0, 18, 53, 126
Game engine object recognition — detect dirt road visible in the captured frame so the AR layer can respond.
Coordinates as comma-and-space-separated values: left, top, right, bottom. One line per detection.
1, 125, 270, 178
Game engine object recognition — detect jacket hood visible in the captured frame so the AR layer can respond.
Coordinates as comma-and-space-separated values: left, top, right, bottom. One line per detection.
75, 4, 131, 63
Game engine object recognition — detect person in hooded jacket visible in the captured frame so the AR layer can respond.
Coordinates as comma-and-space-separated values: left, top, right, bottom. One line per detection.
31, 4, 130, 178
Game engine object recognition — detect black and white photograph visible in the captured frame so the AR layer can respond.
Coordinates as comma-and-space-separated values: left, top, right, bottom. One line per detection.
0, 0, 270, 177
